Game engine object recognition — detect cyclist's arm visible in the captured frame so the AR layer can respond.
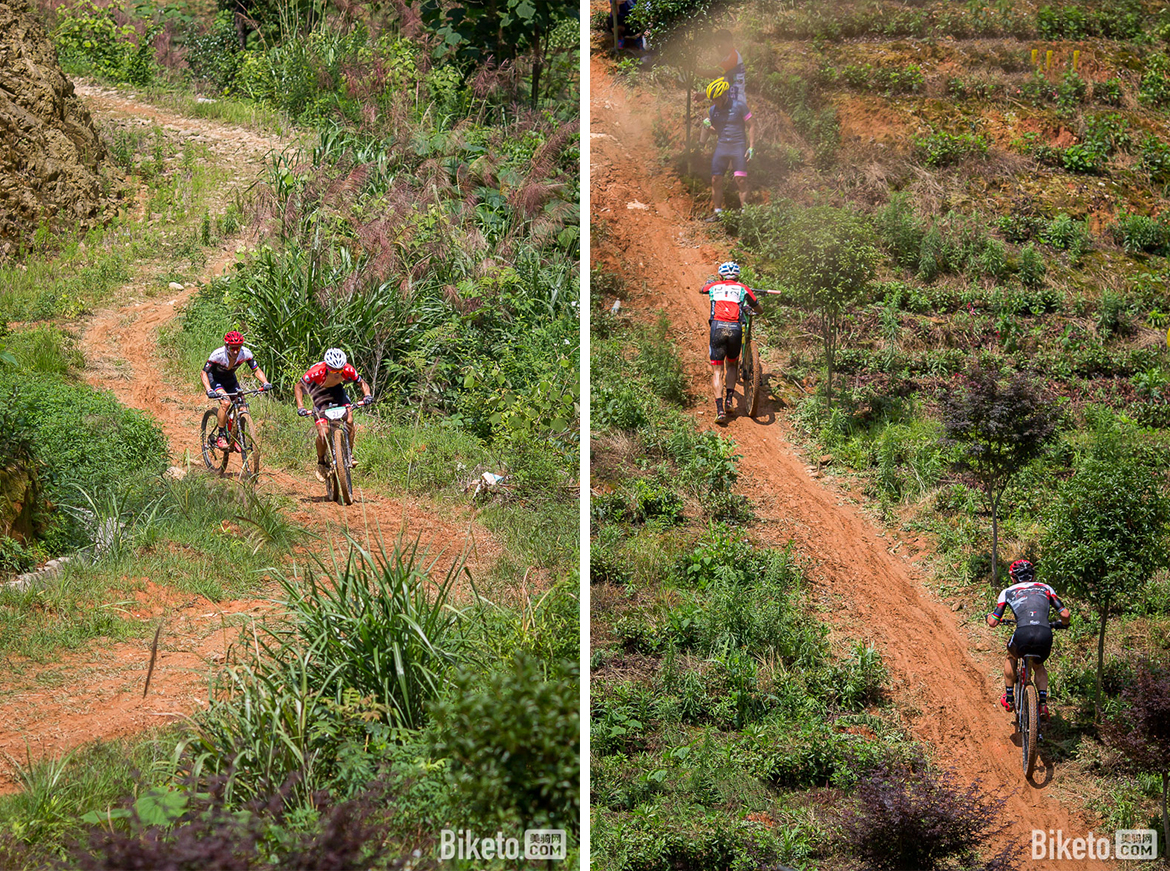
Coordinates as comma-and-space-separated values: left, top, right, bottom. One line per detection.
745, 288, 763, 315
746, 113, 756, 153
294, 379, 307, 411
200, 369, 214, 393
359, 380, 372, 399
253, 365, 270, 385
986, 591, 1009, 627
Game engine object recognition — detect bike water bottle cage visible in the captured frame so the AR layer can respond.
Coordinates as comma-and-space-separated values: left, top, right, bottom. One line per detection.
718, 261, 740, 279
1008, 559, 1034, 584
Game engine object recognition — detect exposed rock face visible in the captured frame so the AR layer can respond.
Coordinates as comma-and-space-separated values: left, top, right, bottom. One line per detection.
0, 0, 107, 253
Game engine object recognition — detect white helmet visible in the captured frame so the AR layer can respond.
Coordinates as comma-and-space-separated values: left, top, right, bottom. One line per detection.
324, 348, 347, 369
718, 261, 740, 279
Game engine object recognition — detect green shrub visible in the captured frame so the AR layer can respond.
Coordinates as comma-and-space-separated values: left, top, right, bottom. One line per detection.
915, 130, 989, 168
1017, 244, 1047, 287
1112, 212, 1168, 255
185, 12, 244, 93
1094, 78, 1124, 106
1140, 55, 1170, 107
431, 653, 579, 830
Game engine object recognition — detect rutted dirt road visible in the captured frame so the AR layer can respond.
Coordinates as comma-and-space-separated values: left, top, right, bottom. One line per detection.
590, 54, 1112, 868
0, 87, 499, 792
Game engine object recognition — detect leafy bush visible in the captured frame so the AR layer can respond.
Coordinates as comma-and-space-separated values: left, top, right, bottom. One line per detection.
1112, 212, 1169, 255
842, 762, 1017, 870
916, 130, 989, 168
1016, 244, 1047, 287
1042, 213, 1090, 260
53, 0, 156, 84
184, 12, 244, 93
1140, 55, 1170, 107
430, 653, 579, 830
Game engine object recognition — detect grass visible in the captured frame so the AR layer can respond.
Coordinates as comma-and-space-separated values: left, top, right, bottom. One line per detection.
0, 475, 298, 660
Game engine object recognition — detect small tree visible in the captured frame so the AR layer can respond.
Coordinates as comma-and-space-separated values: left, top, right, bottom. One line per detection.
778, 206, 878, 408
1103, 659, 1170, 856
1042, 421, 1170, 718
627, 0, 730, 170
941, 369, 1058, 583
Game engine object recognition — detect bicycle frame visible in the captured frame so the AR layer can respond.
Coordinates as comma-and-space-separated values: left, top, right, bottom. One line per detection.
314, 401, 370, 505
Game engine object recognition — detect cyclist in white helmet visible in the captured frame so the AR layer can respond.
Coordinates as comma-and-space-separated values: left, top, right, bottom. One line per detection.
700, 261, 762, 423
294, 348, 373, 483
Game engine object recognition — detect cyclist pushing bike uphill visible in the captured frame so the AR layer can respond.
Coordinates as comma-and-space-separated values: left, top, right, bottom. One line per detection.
701, 261, 762, 424
294, 348, 373, 486
986, 559, 1071, 721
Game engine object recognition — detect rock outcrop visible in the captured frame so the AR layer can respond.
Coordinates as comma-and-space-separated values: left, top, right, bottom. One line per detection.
0, 0, 108, 254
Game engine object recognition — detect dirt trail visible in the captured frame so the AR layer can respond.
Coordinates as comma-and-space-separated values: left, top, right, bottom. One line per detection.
591, 55, 1111, 867
0, 87, 498, 792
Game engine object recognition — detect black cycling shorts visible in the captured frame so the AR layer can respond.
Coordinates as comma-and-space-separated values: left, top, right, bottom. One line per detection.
210, 371, 240, 395
1007, 624, 1053, 662
311, 383, 351, 412
709, 320, 743, 365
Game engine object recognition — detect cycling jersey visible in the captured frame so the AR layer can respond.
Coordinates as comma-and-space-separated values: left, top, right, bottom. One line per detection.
991, 582, 1065, 627
204, 346, 258, 379
719, 48, 746, 103
702, 279, 759, 323
301, 362, 362, 387
708, 99, 752, 149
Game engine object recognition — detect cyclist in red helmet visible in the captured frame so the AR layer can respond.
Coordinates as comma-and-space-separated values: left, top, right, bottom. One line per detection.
201, 331, 272, 450
986, 558, 1071, 719
294, 348, 373, 483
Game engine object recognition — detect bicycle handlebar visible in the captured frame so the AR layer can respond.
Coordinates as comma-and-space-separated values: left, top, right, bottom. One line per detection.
996, 618, 1067, 629
208, 387, 268, 403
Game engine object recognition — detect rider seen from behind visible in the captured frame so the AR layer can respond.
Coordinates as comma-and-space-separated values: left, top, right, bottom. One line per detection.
201, 330, 272, 450
700, 261, 762, 424
294, 348, 373, 483
985, 558, 1071, 720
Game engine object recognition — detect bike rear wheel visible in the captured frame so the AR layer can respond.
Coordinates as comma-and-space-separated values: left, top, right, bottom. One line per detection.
200, 409, 229, 474
1021, 682, 1039, 776
236, 412, 260, 484
744, 334, 762, 418
331, 425, 353, 505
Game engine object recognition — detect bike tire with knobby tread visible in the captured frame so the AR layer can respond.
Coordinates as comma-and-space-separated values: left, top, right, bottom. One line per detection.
236, 412, 260, 484
200, 409, 229, 474
332, 425, 353, 505
1022, 682, 1039, 777
746, 335, 762, 418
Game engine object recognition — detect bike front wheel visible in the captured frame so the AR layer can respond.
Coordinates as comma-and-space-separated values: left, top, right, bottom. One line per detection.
236, 412, 260, 484
331, 425, 353, 505
200, 409, 229, 474
1021, 683, 1039, 777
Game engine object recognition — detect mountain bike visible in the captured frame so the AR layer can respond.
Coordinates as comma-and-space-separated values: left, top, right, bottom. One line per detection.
312, 400, 372, 505
201, 387, 265, 483
1000, 619, 1065, 777
739, 310, 762, 418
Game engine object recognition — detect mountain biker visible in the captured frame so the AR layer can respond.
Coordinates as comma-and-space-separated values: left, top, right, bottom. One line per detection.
985, 558, 1071, 720
201, 331, 272, 450
294, 348, 373, 483
700, 261, 762, 423
712, 29, 747, 104
698, 78, 756, 223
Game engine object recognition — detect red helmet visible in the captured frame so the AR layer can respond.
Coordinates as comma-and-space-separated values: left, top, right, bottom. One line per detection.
224, 331, 245, 347
1008, 559, 1035, 584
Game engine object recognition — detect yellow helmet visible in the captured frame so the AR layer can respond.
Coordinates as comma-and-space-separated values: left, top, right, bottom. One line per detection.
706, 78, 730, 101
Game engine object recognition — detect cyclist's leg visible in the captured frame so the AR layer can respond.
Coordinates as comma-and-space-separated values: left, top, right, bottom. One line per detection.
1033, 661, 1049, 693
709, 324, 728, 409
711, 148, 731, 212
724, 325, 742, 399
731, 150, 748, 208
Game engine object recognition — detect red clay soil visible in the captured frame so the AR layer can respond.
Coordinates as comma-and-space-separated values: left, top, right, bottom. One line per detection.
591, 54, 1114, 868
0, 88, 499, 793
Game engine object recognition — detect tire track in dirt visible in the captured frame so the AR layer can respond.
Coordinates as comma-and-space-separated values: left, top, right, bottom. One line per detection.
590, 55, 1112, 867
0, 89, 499, 793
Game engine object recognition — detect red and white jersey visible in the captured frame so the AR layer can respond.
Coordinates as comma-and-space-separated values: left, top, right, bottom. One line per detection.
702, 279, 758, 323
301, 361, 362, 386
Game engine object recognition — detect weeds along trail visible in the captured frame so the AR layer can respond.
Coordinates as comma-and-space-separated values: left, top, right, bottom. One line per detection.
0, 90, 498, 794
590, 54, 1114, 867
